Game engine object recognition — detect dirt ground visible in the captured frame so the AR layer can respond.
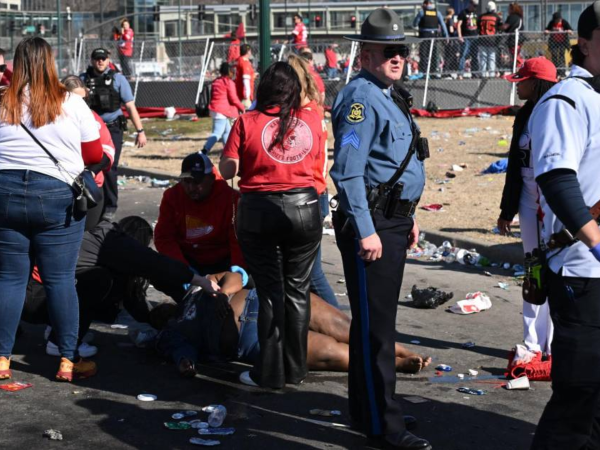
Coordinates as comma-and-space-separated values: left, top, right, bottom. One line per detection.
121, 114, 521, 245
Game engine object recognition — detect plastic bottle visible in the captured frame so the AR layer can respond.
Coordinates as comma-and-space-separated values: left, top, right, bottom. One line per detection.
203, 405, 227, 428
443, 251, 457, 263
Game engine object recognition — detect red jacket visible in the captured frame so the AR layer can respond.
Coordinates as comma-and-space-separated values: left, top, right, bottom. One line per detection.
228, 39, 241, 63
0, 68, 12, 86
209, 76, 244, 118
92, 111, 115, 187
154, 174, 244, 269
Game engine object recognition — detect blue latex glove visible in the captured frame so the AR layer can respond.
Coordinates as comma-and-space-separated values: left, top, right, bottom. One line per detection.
590, 242, 600, 262
183, 266, 200, 291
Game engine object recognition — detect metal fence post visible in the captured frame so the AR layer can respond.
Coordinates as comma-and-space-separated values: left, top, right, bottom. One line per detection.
510, 30, 519, 106
345, 41, 357, 85
133, 41, 145, 102
278, 44, 286, 61
196, 39, 214, 105
422, 37, 435, 108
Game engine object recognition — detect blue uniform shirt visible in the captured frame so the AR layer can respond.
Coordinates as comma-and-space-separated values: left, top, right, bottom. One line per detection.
79, 68, 134, 124
330, 69, 426, 239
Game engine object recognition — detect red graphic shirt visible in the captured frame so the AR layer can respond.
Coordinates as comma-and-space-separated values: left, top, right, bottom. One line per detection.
154, 174, 244, 268
119, 28, 134, 57
325, 48, 338, 69
223, 108, 322, 192
293, 22, 308, 48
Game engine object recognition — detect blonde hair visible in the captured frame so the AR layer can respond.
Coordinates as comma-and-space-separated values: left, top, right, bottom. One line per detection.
287, 54, 321, 106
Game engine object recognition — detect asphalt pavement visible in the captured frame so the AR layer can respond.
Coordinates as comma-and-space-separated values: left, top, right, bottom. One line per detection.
1, 180, 549, 450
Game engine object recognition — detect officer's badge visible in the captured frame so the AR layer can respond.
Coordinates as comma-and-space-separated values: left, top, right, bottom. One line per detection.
346, 103, 366, 124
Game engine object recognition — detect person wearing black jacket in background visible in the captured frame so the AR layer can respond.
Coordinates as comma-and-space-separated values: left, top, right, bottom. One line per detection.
498, 57, 557, 362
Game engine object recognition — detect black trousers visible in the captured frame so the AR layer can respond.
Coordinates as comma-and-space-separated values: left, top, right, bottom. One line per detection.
237, 189, 321, 389
333, 209, 413, 437
418, 31, 440, 74
104, 122, 124, 213
22, 267, 113, 344
532, 270, 600, 449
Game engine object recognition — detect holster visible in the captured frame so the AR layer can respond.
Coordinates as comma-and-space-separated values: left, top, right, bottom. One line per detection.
522, 248, 549, 305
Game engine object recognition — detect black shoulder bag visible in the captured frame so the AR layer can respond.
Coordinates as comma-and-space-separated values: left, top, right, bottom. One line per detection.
20, 122, 101, 213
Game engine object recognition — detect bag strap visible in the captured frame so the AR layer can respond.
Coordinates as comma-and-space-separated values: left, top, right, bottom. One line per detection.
386, 88, 420, 188
20, 122, 60, 166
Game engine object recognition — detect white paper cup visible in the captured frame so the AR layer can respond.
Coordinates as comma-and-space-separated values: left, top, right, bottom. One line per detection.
506, 376, 530, 390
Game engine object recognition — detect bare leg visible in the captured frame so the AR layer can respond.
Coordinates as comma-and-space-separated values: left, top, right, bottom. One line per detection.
307, 330, 349, 371
395, 342, 432, 369
308, 293, 350, 342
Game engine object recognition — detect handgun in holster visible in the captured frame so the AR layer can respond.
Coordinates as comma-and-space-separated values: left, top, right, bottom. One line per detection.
119, 115, 128, 131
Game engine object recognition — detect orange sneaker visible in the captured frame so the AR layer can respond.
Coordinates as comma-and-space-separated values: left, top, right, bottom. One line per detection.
55, 357, 97, 382
0, 356, 11, 380
511, 360, 552, 381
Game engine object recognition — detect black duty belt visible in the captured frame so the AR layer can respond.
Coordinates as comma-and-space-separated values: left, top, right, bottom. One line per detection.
373, 199, 418, 218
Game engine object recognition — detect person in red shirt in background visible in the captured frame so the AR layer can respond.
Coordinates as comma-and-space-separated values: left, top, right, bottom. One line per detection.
324, 43, 339, 79
61, 75, 116, 231
202, 62, 244, 156
235, 45, 255, 108
227, 34, 241, 64
0, 48, 12, 86
155, 153, 247, 286
299, 48, 326, 104
291, 14, 308, 53
116, 18, 134, 77
288, 54, 337, 309
220, 62, 322, 389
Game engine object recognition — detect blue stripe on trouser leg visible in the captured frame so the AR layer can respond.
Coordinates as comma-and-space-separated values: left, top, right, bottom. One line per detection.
355, 240, 382, 436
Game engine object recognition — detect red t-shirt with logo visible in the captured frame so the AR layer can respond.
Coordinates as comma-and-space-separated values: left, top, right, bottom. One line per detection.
325, 48, 338, 69
119, 28, 134, 57
223, 108, 322, 192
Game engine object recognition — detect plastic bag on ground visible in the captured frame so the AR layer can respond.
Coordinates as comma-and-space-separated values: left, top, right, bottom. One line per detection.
448, 292, 492, 314
410, 285, 454, 309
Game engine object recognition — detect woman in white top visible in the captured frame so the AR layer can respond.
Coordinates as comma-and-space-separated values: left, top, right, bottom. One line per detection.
0, 37, 103, 383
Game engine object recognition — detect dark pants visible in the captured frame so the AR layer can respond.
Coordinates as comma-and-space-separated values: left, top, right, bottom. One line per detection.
531, 271, 600, 449
104, 121, 124, 214
119, 53, 132, 77
22, 267, 113, 345
237, 189, 321, 388
333, 209, 413, 437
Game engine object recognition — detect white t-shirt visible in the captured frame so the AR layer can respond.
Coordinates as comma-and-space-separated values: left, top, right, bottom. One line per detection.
0, 91, 100, 185
530, 65, 600, 278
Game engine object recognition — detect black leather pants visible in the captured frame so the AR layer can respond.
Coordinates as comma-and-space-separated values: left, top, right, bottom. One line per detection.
237, 188, 322, 389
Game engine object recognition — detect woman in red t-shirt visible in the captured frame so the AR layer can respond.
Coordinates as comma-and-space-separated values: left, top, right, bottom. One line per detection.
220, 62, 322, 389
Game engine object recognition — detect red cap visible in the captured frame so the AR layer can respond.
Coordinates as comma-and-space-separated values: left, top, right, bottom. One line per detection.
504, 57, 558, 83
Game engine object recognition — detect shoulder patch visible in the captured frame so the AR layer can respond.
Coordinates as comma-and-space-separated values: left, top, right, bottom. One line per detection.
340, 130, 361, 149
346, 103, 366, 124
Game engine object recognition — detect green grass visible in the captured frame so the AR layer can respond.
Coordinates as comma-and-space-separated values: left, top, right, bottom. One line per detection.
141, 117, 213, 138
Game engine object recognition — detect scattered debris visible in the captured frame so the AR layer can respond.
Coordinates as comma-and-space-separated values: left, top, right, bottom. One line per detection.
410, 340, 421, 345
43, 429, 63, 441
111, 324, 128, 330
410, 285, 454, 309
497, 282, 510, 291
482, 159, 508, 174
448, 292, 492, 315
436, 364, 453, 372
190, 437, 221, 446
310, 409, 342, 417
164, 422, 192, 430
457, 387, 486, 395
421, 204, 444, 212
462, 341, 476, 349
0, 382, 33, 391
190, 421, 210, 429
337, 279, 345, 284
505, 376, 530, 390
198, 428, 236, 436
137, 393, 157, 402
468, 369, 479, 376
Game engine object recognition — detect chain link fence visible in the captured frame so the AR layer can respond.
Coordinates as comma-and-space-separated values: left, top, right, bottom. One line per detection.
61, 31, 576, 112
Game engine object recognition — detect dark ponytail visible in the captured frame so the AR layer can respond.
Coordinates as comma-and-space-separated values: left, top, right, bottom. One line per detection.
255, 62, 302, 152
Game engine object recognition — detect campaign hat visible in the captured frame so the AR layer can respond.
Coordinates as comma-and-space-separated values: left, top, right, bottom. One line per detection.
504, 57, 558, 83
344, 8, 416, 44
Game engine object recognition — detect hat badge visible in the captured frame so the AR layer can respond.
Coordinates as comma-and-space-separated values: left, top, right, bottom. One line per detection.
393, 24, 399, 31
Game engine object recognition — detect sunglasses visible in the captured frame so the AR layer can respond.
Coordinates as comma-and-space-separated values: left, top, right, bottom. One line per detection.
93, 57, 107, 62
0, 64, 6, 72
383, 46, 410, 59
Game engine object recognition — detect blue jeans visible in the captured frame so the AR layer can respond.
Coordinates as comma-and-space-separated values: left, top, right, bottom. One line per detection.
237, 288, 260, 364
156, 328, 198, 365
204, 117, 232, 153
327, 67, 338, 79
458, 39, 473, 73
0, 170, 84, 360
310, 193, 339, 308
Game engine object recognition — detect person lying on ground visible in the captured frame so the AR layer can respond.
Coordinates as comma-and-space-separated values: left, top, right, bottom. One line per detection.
20, 216, 220, 358
154, 271, 432, 378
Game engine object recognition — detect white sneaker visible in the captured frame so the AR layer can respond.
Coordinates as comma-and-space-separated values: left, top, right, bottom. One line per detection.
239, 371, 259, 387
46, 341, 98, 358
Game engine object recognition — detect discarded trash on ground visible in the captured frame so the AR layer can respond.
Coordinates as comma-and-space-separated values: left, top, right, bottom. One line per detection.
137, 393, 157, 401
190, 420, 210, 429
468, 369, 479, 376
497, 282, 510, 291
410, 340, 421, 345
202, 405, 227, 428
505, 376, 530, 390
435, 364, 452, 372
43, 429, 63, 441
0, 382, 33, 391
164, 422, 191, 430
310, 409, 342, 417
462, 341, 476, 349
420, 204, 444, 212
198, 428, 236, 436
482, 159, 508, 174
410, 285, 453, 309
111, 324, 128, 329
448, 292, 492, 315
190, 437, 221, 446
457, 387, 487, 395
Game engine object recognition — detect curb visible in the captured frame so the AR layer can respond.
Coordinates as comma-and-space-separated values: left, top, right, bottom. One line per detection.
119, 166, 524, 265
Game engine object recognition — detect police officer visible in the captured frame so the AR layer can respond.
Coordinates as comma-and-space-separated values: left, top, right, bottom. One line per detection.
528, 2, 600, 448
413, 0, 448, 76
80, 48, 147, 220
330, 9, 430, 450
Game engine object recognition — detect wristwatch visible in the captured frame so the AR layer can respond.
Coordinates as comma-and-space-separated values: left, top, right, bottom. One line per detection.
136, 128, 144, 133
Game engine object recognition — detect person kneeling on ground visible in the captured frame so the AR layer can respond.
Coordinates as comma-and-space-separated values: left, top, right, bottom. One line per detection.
154, 271, 431, 378
20, 216, 220, 360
